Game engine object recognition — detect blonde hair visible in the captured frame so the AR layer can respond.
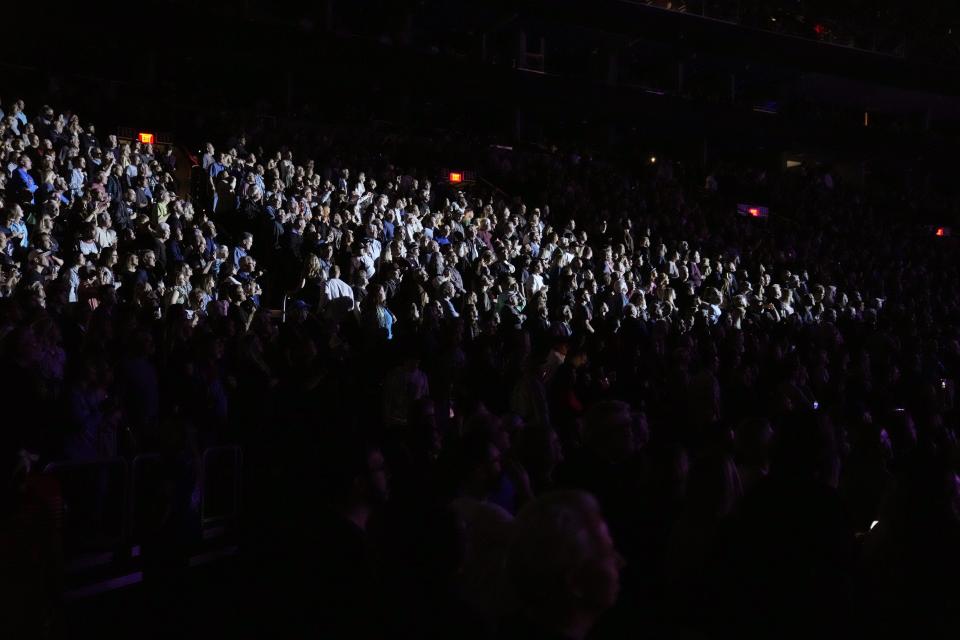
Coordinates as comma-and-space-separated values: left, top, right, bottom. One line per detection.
305, 253, 322, 278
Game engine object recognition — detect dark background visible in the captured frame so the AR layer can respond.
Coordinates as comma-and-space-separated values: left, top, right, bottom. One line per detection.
7, 0, 960, 219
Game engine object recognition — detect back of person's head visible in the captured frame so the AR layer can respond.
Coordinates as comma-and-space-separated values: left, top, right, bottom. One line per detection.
583, 400, 635, 463
736, 417, 774, 467
771, 411, 840, 487
457, 424, 502, 494
0, 424, 34, 514
322, 436, 388, 509
884, 409, 918, 458
412, 505, 467, 587
685, 453, 743, 519
508, 491, 622, 618
519, 426, 564, 489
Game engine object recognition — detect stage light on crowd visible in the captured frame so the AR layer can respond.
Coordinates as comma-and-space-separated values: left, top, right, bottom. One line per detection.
448, 172, 463, 183
138, 132, 155, 144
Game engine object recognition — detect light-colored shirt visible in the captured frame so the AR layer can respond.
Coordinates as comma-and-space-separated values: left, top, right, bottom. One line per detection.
9, 220, 29, 248
367, 238, 382, 262
708, 303, 722, 325
525, 272, 546, 297
323, 278, 354, 306
95, 227, 117, 249
69, 168, 86, 196
322, 277, 355, 321
150, 201, 170, 226
69, 266, 80, 303
354, 254, 375, 280
78, 239, 99, 256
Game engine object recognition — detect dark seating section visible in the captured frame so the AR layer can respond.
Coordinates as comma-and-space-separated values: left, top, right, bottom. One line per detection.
1, 93, 959, 639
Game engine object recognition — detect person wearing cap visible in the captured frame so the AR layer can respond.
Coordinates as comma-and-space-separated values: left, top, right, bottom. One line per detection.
287, 298, 310, 323
20, 247, 52, 288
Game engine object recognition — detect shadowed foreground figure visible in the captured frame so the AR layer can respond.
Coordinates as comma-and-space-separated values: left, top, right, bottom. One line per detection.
712, 411, 855, 636
501, 491, 624, 640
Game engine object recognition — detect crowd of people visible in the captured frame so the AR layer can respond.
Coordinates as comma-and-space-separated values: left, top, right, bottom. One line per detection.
2, 95, 960, 638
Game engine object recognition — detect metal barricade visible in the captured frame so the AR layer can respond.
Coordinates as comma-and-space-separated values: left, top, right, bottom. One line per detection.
200, 445, 243, 536
129, 453, 163, 547
43, 458, 128, 568
44, 445, 242, 588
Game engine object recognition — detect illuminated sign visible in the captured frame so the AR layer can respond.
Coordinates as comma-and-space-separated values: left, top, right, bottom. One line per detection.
737, 203, 769, 219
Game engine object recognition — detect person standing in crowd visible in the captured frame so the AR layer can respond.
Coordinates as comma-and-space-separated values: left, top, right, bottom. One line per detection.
0, 95, 958, 639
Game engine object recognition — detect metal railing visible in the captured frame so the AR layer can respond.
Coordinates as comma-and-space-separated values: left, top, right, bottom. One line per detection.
43, 445, 243, 590
200, 445, 244, 533
44, 458, 128, 561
